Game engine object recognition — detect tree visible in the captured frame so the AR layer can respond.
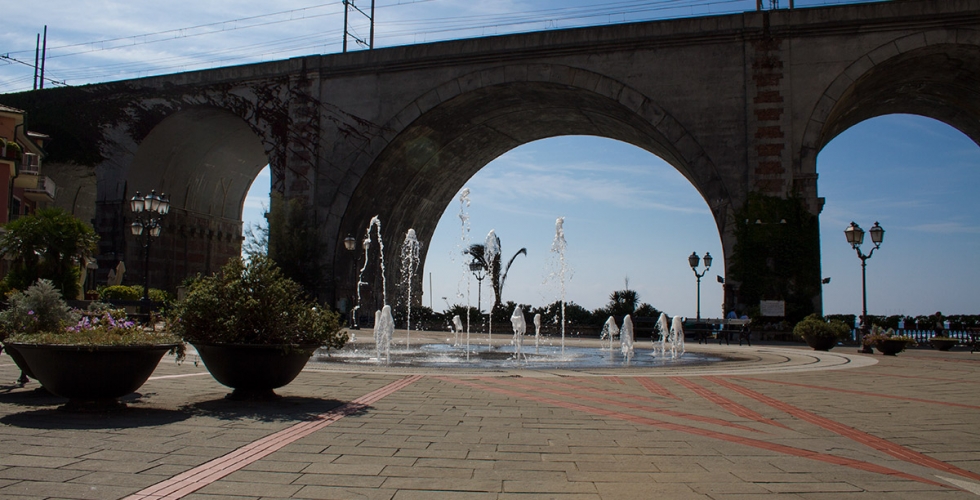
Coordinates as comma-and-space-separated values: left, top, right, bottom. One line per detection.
463, 232, 526, 316
0, 208, 98, 298
602, 278, 640, 319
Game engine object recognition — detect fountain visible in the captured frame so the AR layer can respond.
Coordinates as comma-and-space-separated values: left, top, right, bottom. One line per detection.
452, 315, 463, 346
510, 305, 527, 362
656, 313, 672, 357
600, 316, 619, 351
456, 189, 473, 359
323, 203, 716, 370
670, 315, 686, 358
550, 217, 569, 357
533, 313, 542, 352
353, 216, 386, 329
374, 305, 394, 364
483, 230, 500, 347
620, 314, 634, 359
399, 229, 421, 350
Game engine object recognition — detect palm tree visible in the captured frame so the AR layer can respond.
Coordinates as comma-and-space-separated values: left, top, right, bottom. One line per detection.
463, 234, 526, 315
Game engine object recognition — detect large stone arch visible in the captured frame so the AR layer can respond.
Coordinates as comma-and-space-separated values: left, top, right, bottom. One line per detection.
124, 106, 269, 289
335, 64, 729, 307
802, 29, 980, 169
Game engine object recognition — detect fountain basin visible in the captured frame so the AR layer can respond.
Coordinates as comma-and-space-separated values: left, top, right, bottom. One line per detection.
318, 342, 722, 370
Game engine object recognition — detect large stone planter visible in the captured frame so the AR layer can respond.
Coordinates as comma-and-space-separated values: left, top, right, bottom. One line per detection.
929, 338, 958, 351
6, 343, 176, 410
802, 335, 838, 351
874, 339, 911, 356
192, 343, 317, 400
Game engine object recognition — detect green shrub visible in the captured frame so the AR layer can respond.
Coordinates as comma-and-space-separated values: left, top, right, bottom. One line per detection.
100, 285, 141, 301
793, 313, 851, 341
169, 256, 347, 349
0, 280, 79, 340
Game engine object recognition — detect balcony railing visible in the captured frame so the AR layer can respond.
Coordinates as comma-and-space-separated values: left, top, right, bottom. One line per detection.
24, 176, 55, 202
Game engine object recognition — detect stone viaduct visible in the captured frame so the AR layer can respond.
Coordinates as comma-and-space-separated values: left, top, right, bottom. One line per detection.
3, 0, 979, 318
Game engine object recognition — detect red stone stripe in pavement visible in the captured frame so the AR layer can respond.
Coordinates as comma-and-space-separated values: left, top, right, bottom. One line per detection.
707, 376, 980, 484
452, 377, 950, 489
603, 376, 625, 385
484, 376, 765, 434
634, 376, 680, 400
670, 376, 791, 429
124, 375, 423, 500
735, 376, 980, 410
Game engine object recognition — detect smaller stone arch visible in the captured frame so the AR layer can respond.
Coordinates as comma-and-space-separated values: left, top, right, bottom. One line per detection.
801, 28, 980, 162
123, 106, 269, 289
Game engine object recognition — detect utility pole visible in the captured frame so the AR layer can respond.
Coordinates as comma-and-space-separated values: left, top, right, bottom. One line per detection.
342, 0, 375, 53
39, 26, 47, 90
33, 34, 39, 90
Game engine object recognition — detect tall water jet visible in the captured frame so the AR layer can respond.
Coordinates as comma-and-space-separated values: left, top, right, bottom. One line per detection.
600, 316, 619, 351
455, 188, 473, 359
354, 216, 386, 324
550, 217, 569, 357
656, 312, 672, 357
533, 313, 542, 352
510, 305, 527, 362
399, 228, 422, 350
670, 315, 686, 358
483, 230, 501, 347
375, 305, 394, 364
620, 314, 634, 359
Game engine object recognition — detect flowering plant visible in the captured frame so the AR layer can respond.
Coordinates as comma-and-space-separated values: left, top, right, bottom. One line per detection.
862, 325, 916, 347
2, 280, 184, 360
0, 279, 78, 341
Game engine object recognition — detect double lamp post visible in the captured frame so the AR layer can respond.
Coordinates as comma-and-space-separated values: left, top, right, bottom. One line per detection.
844, 221, 884, 338
688, 251, 712, 321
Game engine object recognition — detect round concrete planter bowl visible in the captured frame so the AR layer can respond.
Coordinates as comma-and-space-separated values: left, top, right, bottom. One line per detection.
7, 343, 175, 410
192, 343, 318, 400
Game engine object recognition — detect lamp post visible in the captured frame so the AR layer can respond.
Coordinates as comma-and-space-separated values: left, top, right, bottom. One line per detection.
344, 234, 358, 329
688, 251, 712, 321
844, 221, 884, 344
130, 190, 169, 323
469, 260, 486, 319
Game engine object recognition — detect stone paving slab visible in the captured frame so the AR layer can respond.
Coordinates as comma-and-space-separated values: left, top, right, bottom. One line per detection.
1, 335, 979, 499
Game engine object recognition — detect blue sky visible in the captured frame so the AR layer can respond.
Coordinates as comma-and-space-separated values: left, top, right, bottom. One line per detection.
5, 0, 976, 317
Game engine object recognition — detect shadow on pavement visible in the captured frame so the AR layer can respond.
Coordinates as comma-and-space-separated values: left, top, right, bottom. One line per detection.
180, 396, 361, 423
0, 403, 192, 429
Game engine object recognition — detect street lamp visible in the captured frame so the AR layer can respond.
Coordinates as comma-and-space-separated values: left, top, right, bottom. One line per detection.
130, 190, 169, 323
844, 221, 884, 343
688, 251, 712, 321
344, 234, 358, 329
469, 260, 486, 318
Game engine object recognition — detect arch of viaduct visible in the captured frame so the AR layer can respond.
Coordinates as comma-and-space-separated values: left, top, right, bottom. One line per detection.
5, 0, 980, 317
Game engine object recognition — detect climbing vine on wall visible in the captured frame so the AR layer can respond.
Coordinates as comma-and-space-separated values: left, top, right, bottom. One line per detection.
728, 193, 821, 324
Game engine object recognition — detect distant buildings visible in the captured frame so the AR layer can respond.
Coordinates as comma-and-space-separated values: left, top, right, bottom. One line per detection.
0, 104, 56, 224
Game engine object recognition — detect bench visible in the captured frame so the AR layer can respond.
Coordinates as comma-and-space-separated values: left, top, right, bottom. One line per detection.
684, 319, 751, 346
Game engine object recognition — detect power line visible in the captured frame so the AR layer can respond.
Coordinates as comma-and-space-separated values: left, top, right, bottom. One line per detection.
0, 54, 67, 88
0, 0, 879, 93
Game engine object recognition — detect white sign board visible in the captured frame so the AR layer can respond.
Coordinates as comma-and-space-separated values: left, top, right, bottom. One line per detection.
759, 300, 785, 317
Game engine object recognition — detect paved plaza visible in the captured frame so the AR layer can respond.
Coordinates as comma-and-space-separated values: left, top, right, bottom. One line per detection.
1, 332, 979, 499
